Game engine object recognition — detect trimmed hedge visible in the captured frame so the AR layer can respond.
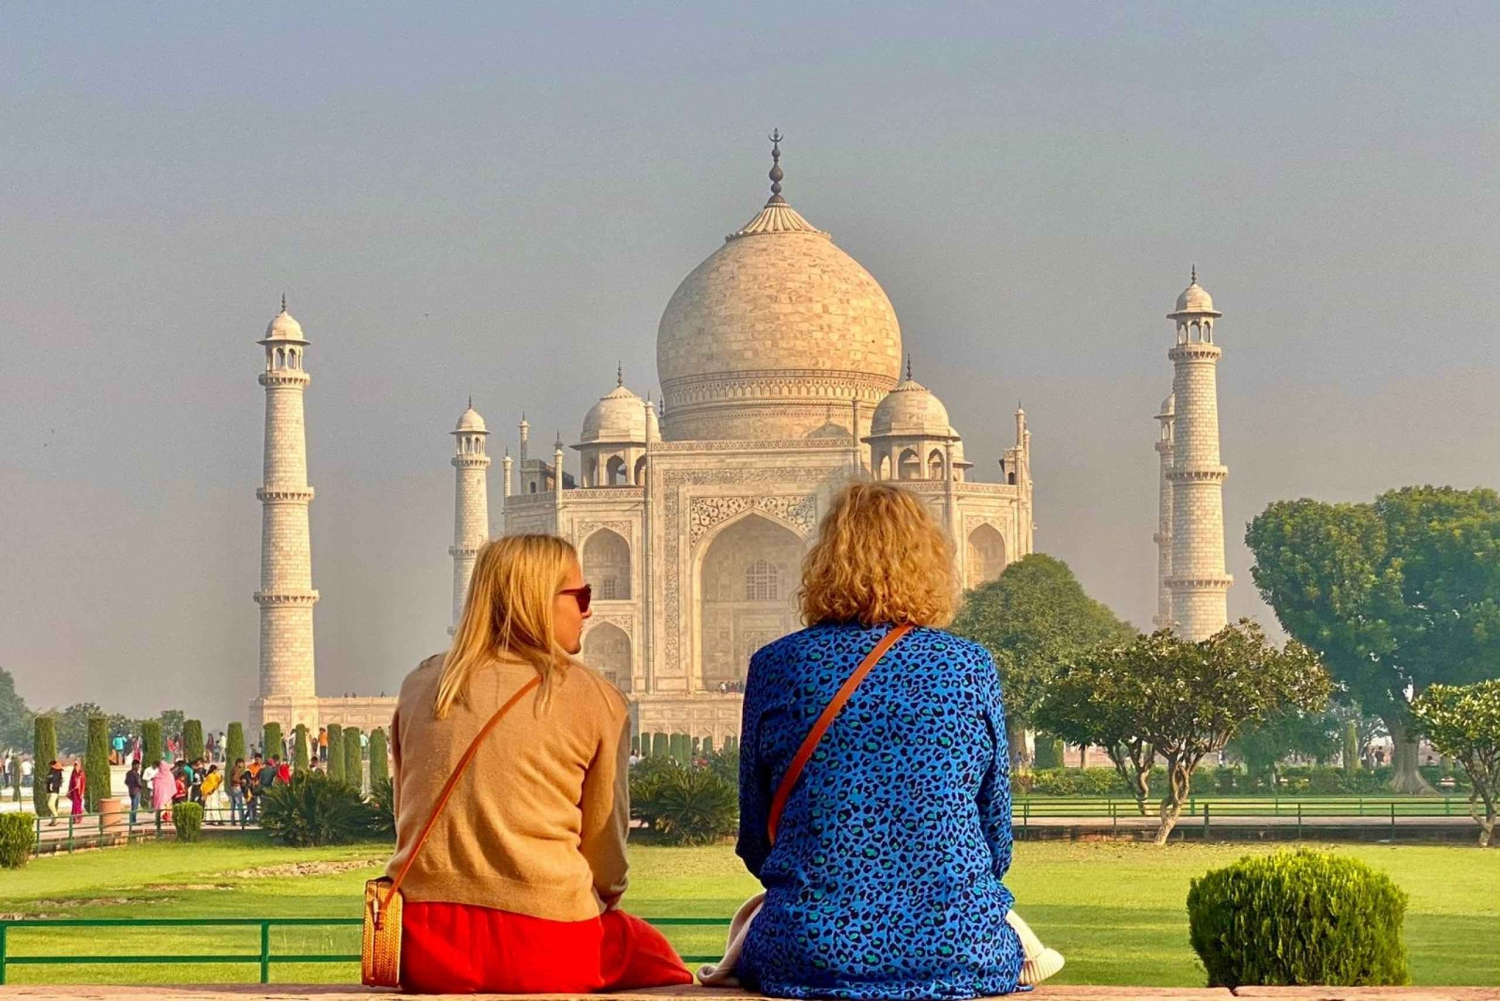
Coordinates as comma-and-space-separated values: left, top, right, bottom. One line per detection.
225, 722, 246, 767
141, 720, 163, 765
326, 725, 344, 784
343, 728, 363, 793
84, 716, 111, 812
0, 813, 36, 868
173, 802, 204, 843
1019, 764, 1457, 798
32, 716, 57, 816
1188, 848, 1409, 987
368, 728, 390, 788
262, 722, 283, 762
182, 719, 205, 762
293, 724, 311, 773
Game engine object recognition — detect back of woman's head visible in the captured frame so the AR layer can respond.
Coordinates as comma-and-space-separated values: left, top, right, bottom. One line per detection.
437, 534, 579, 718
799, 481, 957, 628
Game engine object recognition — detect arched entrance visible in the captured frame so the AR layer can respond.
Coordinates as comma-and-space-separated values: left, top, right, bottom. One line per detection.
582, 621, 631, 692
698, 513, 803, 691
582, 528, 631, 600
966, 523, 1007, 589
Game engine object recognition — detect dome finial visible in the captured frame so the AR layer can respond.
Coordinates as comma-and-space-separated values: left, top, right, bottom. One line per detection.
906, 354, 913, 381
467, 393, 473, 410
1190, 264, 1197, 285
617, 361, 624, 387
767, 128, 786, 204
280, 292, 287, 314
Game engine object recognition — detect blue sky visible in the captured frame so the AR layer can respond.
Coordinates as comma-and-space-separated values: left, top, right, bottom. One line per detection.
2, 2, 1497, 722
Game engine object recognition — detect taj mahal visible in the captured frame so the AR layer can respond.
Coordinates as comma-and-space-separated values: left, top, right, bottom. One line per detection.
248, 137, 1231, 743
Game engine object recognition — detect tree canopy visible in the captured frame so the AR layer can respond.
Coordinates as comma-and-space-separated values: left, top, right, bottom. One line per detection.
950, 553, 1135, 766
1246, 486, 1500, 792
0, 668, 32, 749
1412, 680, 1500, 847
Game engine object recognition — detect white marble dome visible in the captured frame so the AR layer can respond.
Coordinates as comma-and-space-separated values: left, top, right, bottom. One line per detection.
656, 150, 902, 441
454, 404, 487, 433
1171, 274, 1220, 317
869, 376, 955, 439
263, 307, 306, 342
582, 383, 647, 444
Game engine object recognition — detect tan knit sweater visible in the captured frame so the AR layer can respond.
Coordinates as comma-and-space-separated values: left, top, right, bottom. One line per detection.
384, 652, 632, 922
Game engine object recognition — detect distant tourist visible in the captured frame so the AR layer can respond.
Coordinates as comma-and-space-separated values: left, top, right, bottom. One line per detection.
150, 758, 175, 821
67, 758, 86, 816
201, 765, 223, 821
45, 760, 63, 824
238, 759, 260, 824
384, 534, 692, 993
124, 760, 142, 823
318, 727, 328, 762
229, 758, 247, 824
728, 483, 1061, 998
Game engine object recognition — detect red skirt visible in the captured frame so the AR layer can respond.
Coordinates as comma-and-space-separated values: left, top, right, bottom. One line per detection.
400, 901, 695, 994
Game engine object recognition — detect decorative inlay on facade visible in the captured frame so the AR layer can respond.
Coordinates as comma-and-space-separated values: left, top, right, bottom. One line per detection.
577, 520, 635, 544
258, 372, 310, 388
563, 488, 646, 501
688, 494, 818, 546
256, 487, 315, 502
1168, 344, 1223, 361
1167, 467, 1228, 483
588, 613, 635, 635
1164, 575, 1233, 590
254, 590, 320, 605
650, 438, 856, 453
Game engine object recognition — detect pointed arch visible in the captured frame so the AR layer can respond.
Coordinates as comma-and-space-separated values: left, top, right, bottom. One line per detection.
966, 523, 1007, 589
898, 448, 920, 480
582, 621, 631, 692
928, 448, 945, 480
695, 511, 803, 691
582, 528, 630, 600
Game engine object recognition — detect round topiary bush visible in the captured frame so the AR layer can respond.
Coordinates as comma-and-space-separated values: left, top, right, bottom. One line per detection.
0, 813, 37, 868
1188, 848, 1410, 987
173, 802, 204, 843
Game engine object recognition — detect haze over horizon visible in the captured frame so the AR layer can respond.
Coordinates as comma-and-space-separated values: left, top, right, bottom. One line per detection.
2, 3, 1497, 725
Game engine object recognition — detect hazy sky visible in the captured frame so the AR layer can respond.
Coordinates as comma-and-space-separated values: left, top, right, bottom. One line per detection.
2, 3, 1497, 725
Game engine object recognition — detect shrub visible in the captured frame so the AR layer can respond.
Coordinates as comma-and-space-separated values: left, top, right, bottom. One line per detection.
325, 725, 344, 784
1188, 848, 1409, 987
225, 722, 246, 766
173, 802, 204, 843
259, 771, 382, 847
0, 813, 36, 868
629, 755, 684, 831
344, 728, 363, 792
651, 766, 737, 845
707, 744, 740, 786
141, 720, 163, 766
368, 776, 396, 842
651, 732, 668, 758
32, 716, 57, 816
293, 724, 310, 773
182, 719, 205, 762
85, 716, 111, 812
368, 728, 390, 788
262, 722, 282, 762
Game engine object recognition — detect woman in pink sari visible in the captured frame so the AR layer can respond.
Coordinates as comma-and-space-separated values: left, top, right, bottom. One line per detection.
150, 758, 175, 821
67, 759, 86, 816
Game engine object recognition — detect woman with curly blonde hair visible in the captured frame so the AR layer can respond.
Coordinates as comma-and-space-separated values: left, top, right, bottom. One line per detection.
730, 482, 1060, 999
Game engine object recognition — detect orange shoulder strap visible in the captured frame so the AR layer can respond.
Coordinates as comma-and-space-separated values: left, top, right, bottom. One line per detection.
377, 675, 541, 924
766, 623, 912, 845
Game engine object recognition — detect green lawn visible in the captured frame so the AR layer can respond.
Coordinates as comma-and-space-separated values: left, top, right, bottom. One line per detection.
0, 836, 1495, 986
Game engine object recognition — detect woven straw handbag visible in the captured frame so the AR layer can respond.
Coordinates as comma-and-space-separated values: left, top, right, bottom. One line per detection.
361, 676, 541, 988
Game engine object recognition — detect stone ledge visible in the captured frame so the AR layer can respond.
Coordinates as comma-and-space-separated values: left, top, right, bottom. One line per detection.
0, 987, 1491, 1001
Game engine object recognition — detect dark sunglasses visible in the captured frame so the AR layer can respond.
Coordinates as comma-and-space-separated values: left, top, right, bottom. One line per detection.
559, 583, 592, 614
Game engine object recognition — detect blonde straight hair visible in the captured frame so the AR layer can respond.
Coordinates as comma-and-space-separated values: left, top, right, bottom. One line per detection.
435, 534, 580, 718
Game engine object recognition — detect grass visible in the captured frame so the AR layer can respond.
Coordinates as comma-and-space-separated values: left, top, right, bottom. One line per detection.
0, 835, 1495, 986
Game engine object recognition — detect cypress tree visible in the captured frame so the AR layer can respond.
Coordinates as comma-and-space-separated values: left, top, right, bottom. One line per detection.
293, 724, 311, 773
84, 716, 111, 812
182, 719, 205, 762
1343, 721, 1361, 774
652, 732, 668, 758
691, 736, 701, 758
343, 728, 363, 792
262, 722, 283, 764
368, 728, 390, 788
9, 754, 19, 803
225, 722, 246, 766
141, 720, 163, 766
630, 735, 640, 757
325, 724, 344, 784
703, 735, 714, 756
32, 716, 57, 816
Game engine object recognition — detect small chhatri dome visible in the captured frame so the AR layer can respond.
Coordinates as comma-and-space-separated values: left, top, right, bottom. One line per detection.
262, 295, 307, 342
869, 363, 956, 439
1158, 393, 1175, 416
1170, 267, 1221, 318
454, 398, 487, 434
581, 377, 648, 444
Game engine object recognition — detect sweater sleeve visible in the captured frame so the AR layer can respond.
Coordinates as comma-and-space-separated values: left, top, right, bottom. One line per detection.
388, 709, 402, 819
580, 706, 631, 910
735, 646, 773, 879
974, 651, 1017, 912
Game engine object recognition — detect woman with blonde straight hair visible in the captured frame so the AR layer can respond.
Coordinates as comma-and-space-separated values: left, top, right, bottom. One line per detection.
386, 534, 692, 994
730, 482, 1061, 999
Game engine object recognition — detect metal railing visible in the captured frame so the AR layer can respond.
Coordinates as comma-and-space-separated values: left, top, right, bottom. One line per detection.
26, 807, 255, 855
0, 916, 730, 985
1013, 795, 1462, 822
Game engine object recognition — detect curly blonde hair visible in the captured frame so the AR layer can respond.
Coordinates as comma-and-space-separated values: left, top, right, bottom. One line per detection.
799, 482, 957, 628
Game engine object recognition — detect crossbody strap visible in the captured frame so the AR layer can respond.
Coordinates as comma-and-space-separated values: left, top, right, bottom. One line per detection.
766, 623, 912, 845
375, 674, 541, 928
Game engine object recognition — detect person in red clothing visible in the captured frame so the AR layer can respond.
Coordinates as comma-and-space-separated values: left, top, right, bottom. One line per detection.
276, 758, 292, 784
387, 534, 692, 994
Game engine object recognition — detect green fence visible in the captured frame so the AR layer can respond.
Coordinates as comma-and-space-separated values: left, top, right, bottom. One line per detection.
1013, 795, 1462, 821
0, 916, 731, 985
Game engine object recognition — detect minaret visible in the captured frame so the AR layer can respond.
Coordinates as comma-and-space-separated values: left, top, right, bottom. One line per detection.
252, 298, 320, 735
1165, 269, 1232, 640
1152, 394, 1175, 630
518, 413, 530, 463
449, 399, 491, 634
553, 434, 565, 499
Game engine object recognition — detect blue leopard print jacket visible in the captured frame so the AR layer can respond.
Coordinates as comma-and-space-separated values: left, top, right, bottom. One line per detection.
736, 622, 1024, 1000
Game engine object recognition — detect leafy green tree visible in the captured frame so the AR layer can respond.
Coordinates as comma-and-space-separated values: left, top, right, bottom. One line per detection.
293, 725, 311, 773
32, 716, 57, 816
141, 720, 164, 765
225, 722, 246, 766
1053, 622, 1331, 843
343, 728, 363, 792
1228, 708, 1341, 788
158, 710, 186, 746
1247, 487, 1500, 793
368, 728, 390, 788
950, 554, 1135, 768
182, 720, 205, 762
325, 725, 344, 784
1412, 680, 1500, 847
0, 667, 33, 749
53, 703, 105, 755
1035, 663, 1155, 815
84, 716, 111, 812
